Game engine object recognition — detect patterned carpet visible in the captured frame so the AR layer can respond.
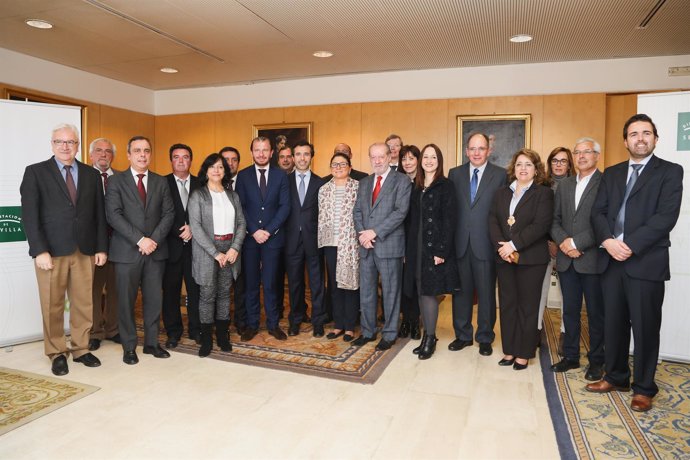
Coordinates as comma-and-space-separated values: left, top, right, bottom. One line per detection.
0, 367, 99, 436
541, 308, 690, 460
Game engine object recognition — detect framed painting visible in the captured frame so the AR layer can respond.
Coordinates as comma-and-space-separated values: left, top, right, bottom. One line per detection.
252, 122, 313, 152
456, 114, 531, 168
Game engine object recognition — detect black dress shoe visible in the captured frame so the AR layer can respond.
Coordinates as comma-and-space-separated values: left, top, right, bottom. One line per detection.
74, 352, 101, 367
240, 328, 257, 342
313, 325, 325, 337
448, 339, 473, 351
352, 335, 376, 347
327, 330, 344, 340
268, 327, 287, 341
375, 338, 395, 351
143, 345, 171, 358
123, 350, 139, 365
479, 343, 493, 356
106, 333, 121, 344
51, 355, 69, 376
551, 358, 580, 373
88, 338, 101, 351
498, 357, 515, 366
165, 337, 179, 349
585, 364, 604, 381
343, 333, 354, 342
513, 360, 529, 370
398, 321, 411, 338
410, 322, 421, 340
288, 324, 300, 336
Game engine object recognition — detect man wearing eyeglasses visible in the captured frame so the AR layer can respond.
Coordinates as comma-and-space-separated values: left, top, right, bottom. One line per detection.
87, 138, 121, 351
550, 138, 605, 381
385, 134, 403, 172
323, 143, 367, 181
448, 132, 507, 356
21, 124, 108, 376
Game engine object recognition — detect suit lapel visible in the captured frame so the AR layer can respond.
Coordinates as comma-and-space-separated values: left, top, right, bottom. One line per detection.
627, 156, 657, 200
513, 185, 537, 216
472, 165, 493, 207
574, 171, 600, 213
48, 159, 73, 203
126, 171, 146, 210
371, 173, 393, 211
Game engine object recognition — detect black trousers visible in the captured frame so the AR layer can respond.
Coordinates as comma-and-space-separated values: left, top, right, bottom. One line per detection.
496, 263, 546, 359
324, 247, 359, 331
601, 261, 664, 397
286, 233, 326, 326
162, 244, 200, 340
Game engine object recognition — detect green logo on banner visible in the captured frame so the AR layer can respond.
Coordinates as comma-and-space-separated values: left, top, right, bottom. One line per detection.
0, 206, 26, 242
678, 112, 690, 151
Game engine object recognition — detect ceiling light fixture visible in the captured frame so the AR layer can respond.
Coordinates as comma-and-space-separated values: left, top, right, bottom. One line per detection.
313, 51, 334, 58
25, 19, 53, 29
160, 67, 179, 74
509, 34, 533, 43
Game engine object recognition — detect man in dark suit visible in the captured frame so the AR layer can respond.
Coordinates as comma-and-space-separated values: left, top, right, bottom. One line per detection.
21, 123, 107, 375
587, 114, 683, 412
353, 142, 411, 350
323, 143, 368, 182
448, 132, 506, 356
87, 137, 121, 351
162, 143, 200, 349
385, 134, 403, 172
550, 137, 605, 380
220, 146, 247, 333
275, 145, 294, 321
284, 140, 326, 337
105, 135, 175, 365
235, 136, 291, 341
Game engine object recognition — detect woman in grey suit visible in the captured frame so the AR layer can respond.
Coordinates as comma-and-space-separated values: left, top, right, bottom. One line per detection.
188, 154, 246, 357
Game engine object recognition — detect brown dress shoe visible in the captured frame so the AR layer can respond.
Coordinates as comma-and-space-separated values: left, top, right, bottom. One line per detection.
631, 394, 653, 412
585, 380, 630, 393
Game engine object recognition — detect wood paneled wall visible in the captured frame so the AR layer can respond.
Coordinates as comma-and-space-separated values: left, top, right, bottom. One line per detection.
154, 93, 616, 178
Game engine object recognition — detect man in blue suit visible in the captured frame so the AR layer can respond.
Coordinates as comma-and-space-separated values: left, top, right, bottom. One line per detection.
235, 137, 291, 341
587, 114, 683, 412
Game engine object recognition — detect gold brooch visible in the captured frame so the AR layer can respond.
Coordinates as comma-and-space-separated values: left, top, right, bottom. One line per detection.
507, 215, 515, 227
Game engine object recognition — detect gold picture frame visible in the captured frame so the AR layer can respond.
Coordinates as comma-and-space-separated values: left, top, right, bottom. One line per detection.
252, 122, 313, 151
456, 114, 531, 168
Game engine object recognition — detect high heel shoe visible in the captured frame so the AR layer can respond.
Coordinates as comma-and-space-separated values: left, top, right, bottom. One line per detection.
413, 332, 427, 354
418, 334, 437, 360
498, 357, 515, 366
513, 359, 529, 371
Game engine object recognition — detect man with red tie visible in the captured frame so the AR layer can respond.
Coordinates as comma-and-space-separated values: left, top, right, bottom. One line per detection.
21, 124, 108, 376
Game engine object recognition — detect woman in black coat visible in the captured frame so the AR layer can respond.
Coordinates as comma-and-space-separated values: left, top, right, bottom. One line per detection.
404, 144, 460, 359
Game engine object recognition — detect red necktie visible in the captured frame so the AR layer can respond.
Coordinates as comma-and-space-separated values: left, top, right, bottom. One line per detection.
64, 165, 77, 205
137, 174, 147, 206
372, 175, 382, 205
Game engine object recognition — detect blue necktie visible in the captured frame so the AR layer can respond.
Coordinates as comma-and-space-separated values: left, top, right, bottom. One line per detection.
613, 164, 642, 238
470, 168, 479, 203
298, 174, 306, 206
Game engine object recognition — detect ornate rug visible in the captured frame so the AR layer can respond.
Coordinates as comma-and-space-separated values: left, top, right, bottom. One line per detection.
540, 308, 690, 460
0, 367, 99, 436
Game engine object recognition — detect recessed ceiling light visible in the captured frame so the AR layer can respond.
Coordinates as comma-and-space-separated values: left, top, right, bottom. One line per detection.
160, 67, 179, 74
510, 34, 533, 43
25, 19, 53, 29
313, 51, 334, 58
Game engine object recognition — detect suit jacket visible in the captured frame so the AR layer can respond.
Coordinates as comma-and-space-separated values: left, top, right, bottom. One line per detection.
165, 173, 200, 263
188, 186, 247, 285
105, 169, 175, 263
285, 171, 324, 256
551, 170, 602, 274
489, 183, 554, 265
235, 165, 290, 249
353, 171, 411, 258
449, 162, 507, 261
591, 155, 683, 281
21, 157, 108, 257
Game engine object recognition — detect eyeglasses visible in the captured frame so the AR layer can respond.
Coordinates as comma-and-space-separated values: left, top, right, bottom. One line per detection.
467, 147, 488, 153
52, 140, 78, 146
573, 149, 597, 155
550, 158, 569, 165
331, 162, 349, 169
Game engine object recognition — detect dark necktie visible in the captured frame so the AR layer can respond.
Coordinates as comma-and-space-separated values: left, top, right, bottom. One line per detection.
101, 172, 109, 192
137, 173, 147, 206
613, 163, 642, 238
470, 168, 479, 203
230, 178, 235, 191
372, 175, 382, 205
259, 169, 267, 200
64, 165, 77, 205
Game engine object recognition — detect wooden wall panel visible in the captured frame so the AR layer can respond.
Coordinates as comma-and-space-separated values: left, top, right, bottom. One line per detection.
605, 94, 638, 167
98, 106, 155, 172
154, 112, 216, 175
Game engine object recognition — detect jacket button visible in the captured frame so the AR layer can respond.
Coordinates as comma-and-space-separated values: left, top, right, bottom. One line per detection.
259, 220, 262, 224
427, 242, 432, 247
428, 218, 432, 222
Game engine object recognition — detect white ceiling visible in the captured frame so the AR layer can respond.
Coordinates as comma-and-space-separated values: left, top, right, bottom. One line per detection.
0, 0, 688, 90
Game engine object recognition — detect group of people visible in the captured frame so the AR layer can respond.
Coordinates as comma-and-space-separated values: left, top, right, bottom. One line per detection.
21, 113, 683, 413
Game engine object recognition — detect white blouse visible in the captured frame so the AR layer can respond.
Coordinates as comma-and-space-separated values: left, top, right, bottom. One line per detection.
210, 189, 235, 235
